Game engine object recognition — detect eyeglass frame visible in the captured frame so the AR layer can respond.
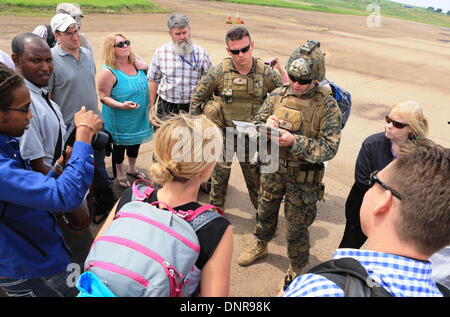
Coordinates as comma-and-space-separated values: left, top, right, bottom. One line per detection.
227, 42, 251, 55
6, 104, 31, 114
369, 170, 403, 200
114, 40, 131, 48
60, 27, 79, 38
385, 115, 409, 129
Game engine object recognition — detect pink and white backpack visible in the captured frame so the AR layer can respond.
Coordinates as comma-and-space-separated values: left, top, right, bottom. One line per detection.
83, 179, 223, 297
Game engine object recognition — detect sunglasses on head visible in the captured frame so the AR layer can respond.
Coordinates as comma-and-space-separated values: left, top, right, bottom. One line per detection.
114, 40, 131, 48
385, 115, 408, 129
228, 43, 251, 55
369, 170, 403, 200
288, 74, 313, 85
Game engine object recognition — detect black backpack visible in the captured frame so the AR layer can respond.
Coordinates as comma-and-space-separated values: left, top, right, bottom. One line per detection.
289, 257, 450, 297
306, 257, 392, 297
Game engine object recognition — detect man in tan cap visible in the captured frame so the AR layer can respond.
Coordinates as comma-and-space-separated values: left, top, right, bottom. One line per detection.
32, 3, 92, 52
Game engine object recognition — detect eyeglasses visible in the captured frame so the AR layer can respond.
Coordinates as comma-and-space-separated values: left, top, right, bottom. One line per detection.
62, 28, 79, 37
228, 43, 251, 55
369, 170, 403, 200
6, 104, 31, 114
288, 74, 313, 85
114, 40, 131, 48
385, 115, 408, 129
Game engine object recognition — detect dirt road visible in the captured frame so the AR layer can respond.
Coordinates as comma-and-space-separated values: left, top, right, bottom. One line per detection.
1, 0, 449, 297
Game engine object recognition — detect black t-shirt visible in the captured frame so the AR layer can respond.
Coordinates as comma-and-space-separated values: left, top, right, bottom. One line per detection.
116, 187, 231, 269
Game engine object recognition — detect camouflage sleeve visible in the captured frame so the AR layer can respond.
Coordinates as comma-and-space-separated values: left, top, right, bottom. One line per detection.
250, 88, 281, 125
189, 64, 223, 115
263, 65, 284, 94
291, 95, 342, 163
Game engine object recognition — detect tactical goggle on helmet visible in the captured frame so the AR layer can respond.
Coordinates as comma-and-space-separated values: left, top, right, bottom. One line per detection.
287, 58, 314, 85
286, 41, 326, 83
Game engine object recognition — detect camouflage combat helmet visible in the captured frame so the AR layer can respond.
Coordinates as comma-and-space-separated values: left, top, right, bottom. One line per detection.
286, 40, 326, 82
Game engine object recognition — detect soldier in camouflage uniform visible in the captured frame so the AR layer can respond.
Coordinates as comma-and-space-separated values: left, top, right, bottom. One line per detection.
190, 26, 283, 211
237, 41, 342, 287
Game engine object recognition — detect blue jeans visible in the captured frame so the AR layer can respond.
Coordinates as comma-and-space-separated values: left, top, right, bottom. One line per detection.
0, 270, 79, 297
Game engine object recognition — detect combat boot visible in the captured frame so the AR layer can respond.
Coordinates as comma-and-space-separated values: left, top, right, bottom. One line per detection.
278, 264, 304, 294
237, 239, 268, 267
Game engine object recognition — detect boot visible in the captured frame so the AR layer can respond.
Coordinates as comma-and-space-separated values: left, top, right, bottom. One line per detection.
278, 264, 304, 293
237, 239, 268, 266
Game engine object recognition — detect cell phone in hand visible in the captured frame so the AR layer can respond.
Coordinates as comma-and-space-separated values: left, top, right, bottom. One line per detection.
264, 59, 277, 67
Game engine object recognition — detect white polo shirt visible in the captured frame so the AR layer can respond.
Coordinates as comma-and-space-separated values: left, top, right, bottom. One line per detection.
19, 79, 66, 168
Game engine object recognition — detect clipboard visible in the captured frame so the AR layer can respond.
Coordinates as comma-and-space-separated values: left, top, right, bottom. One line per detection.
232, 120, 281, 138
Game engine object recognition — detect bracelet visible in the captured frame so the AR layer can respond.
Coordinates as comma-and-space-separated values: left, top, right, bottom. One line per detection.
53, 161, 64, 173
76, 123, 95, 131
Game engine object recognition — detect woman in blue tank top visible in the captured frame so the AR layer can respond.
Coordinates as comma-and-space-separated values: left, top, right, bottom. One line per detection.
98, 33, 154, 188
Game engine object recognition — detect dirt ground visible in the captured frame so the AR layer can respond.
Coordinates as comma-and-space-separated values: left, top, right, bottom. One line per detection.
1, 0, 449, 297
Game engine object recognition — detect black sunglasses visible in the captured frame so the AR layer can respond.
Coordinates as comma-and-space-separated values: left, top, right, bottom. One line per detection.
228, 43, 251, 55
385, 115, 408, 129
369, 170, 402, 200
114, 40, 131, 48
6, 104, 31, 114
288, 74, 313, 85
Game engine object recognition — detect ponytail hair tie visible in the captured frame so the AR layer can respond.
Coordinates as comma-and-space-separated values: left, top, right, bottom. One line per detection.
166, 166, 175, 177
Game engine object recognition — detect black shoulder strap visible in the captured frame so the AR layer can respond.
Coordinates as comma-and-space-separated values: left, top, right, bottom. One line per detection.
41, 92, 62, 165
308, 257, 392, 297
45, 25, 56, 48
0, 201, 7, 221
436, 283, 450, 297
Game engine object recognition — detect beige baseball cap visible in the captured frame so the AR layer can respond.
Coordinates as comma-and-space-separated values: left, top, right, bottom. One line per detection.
56, 3, 83, 17
56, 3, 83, 24
50, 13, 78, 33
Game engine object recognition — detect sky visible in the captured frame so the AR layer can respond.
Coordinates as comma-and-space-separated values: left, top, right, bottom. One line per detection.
388, 0, 450, 12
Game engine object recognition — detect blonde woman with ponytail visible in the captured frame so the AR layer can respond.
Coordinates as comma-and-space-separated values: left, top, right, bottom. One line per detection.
97, 114, 232, 297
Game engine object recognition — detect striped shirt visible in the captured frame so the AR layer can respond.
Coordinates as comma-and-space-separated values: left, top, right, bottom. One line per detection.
147, 42, 212, 104
283, 249, 444, 297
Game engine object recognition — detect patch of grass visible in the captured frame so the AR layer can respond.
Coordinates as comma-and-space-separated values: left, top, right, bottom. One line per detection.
207, 0, 450, 27
0, 0, 170, 16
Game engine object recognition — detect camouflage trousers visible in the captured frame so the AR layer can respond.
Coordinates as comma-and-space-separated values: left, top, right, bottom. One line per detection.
210, 133, 259, 210
255, 165, 319, 268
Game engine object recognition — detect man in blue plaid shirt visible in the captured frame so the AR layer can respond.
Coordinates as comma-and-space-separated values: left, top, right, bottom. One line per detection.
283, 138, 450, 297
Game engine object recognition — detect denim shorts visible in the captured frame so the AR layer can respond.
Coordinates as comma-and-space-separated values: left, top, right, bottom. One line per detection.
0, 270, 79, 297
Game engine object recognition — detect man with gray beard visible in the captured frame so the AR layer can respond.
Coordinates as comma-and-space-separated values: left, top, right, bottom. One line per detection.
148, 14, 212, 121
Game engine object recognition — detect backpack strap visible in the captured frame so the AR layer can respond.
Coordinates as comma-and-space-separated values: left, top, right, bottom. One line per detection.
307, 257, 392, 297
181, 204, 224, 221
149, 201, 224, 232
436, 283, 450, 297
132, 179, 225, 230
131, 179, 154, 201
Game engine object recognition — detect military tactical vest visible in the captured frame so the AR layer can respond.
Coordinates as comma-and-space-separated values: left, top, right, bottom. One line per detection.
219, 58, 265, 127
273, 84, 331, 161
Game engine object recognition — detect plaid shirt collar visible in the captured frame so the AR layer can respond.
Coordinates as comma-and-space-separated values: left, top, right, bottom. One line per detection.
334, 248, 433, 283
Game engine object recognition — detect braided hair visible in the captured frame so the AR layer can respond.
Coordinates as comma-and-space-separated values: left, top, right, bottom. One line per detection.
0, 62, 25, 111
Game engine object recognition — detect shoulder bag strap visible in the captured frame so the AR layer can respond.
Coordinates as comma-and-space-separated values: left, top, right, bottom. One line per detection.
41, 92, 62, 166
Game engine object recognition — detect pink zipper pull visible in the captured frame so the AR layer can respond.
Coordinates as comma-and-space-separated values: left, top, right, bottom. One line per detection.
164, 261, 183, 279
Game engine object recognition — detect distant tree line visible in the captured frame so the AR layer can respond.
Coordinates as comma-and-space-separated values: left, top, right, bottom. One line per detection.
426, 6, 450, 15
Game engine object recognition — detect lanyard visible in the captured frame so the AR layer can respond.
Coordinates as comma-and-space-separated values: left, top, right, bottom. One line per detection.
179, 50, 199, 70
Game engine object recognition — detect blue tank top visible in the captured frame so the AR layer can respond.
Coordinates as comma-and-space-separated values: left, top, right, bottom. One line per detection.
101, 65, 153, 145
